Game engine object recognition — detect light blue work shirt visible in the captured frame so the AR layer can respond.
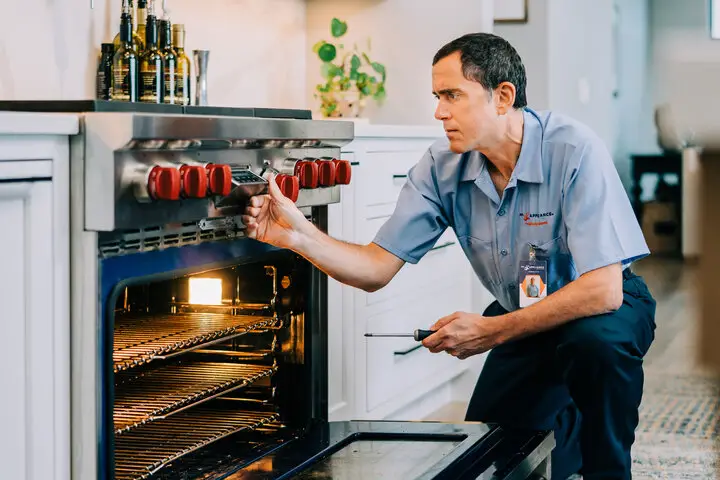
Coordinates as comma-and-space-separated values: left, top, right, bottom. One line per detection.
373, 107, 650, 312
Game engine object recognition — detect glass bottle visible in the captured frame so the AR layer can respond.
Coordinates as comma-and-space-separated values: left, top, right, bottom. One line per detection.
139, 0, 164, 103
159, 17, 177, 104
110, 2, 138, 102
172, 24, 191, 105
96, 43, 114, 100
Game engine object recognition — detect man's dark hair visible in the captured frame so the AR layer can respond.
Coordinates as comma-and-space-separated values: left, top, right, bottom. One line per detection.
433, 33, 527, 109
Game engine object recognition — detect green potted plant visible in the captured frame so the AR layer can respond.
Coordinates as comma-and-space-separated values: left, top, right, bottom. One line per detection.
313, 18, 387, 119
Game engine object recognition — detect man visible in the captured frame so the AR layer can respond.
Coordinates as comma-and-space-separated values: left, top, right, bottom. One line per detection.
242, 33, 656, 480
526, 276, 540, 298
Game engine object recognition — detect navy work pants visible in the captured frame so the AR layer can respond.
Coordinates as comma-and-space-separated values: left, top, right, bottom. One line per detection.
465, 268, 656, 479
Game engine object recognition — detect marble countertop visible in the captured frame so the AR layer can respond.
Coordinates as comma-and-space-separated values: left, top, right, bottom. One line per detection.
0, 112, 79, 135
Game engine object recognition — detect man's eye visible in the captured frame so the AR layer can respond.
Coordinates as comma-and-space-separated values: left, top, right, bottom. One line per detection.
448, 93, 458, 100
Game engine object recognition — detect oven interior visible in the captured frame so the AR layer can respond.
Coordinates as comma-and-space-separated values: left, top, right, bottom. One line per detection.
107, 250, 321, 480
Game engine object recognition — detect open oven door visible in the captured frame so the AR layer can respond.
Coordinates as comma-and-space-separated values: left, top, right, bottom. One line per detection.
228, 420, 554, 480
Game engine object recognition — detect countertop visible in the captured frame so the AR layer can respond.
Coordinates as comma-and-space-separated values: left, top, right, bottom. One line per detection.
0, 112, 79, 135
352, 122, 445, 139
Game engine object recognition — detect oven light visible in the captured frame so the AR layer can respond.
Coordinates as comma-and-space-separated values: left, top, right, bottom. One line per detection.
188, 278, 223, 305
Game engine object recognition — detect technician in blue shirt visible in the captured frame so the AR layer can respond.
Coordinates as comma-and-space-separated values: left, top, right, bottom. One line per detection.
242, 33, 656, 480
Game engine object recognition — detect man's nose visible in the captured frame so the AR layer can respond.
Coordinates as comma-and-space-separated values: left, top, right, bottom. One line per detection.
435, 104, 450, 121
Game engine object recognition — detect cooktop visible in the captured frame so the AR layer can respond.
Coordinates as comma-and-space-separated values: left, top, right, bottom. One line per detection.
0, 100, 312, 120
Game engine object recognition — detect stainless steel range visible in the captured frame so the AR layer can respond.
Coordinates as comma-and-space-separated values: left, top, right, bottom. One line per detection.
0, 101, 553, 480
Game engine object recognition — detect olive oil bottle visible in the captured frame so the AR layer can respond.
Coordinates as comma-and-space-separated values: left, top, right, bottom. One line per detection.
112, 0, 143, 51
139, 0, 164, 103
172, 24, 191, 105
159, 17, 177, 104
110, 1, 138, 102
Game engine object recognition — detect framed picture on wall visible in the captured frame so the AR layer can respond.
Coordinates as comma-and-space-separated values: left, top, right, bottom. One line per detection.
494, 0, 528, 24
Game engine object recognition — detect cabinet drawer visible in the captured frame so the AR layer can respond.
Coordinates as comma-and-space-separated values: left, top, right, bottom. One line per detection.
366, 231, 466, 307
360, 151, 423, 207
365, 283, 469, 412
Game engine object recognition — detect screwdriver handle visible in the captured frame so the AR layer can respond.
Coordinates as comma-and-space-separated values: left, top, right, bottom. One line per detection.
414, 329, 436, 341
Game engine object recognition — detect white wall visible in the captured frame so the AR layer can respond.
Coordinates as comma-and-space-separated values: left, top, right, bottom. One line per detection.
495, 0, 655, 190
305, 0, 495, 125
493, 0, 551, 110
0, 0, 308, 109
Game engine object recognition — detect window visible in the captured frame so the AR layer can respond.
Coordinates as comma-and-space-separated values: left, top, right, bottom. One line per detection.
712, 0, 720, 38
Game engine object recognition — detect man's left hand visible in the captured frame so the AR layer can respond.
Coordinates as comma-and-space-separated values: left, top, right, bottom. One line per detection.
421, 311, 508, 359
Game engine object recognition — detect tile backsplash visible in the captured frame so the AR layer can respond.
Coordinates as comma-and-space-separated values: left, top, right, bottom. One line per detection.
0, 0, 308, 109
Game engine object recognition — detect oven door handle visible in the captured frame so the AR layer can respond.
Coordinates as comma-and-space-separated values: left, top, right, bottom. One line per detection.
394, 344, 423, 356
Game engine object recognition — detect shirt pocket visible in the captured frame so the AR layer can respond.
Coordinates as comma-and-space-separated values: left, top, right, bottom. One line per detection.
458, 235, 502, 287
525, 236, 576, 294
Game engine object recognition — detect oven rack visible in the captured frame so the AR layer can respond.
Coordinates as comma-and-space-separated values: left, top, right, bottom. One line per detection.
113, 313, 277, 373
114, 362, 278, 434
114, 408, 280, 480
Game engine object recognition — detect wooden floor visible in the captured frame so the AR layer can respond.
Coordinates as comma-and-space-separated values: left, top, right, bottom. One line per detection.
425, 256, 710, 420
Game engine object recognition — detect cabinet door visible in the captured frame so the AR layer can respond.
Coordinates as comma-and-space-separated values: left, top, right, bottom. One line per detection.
0, 180, 58, 480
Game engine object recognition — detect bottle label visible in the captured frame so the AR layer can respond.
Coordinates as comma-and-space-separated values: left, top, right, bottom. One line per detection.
111, 65, 133, 101
140, 70, 161, 103
175, 75, 190, 105
96, 71, 106, 99
163, 67, 177, 104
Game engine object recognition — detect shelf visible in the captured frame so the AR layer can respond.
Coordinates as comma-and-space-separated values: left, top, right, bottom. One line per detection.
114, 407, 280, 480
114, 362, 277, 434
113, 312, 277, 373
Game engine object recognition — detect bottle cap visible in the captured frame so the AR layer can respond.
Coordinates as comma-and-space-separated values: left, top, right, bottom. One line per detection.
137, 0, 147, 7
101, 43, 115, 54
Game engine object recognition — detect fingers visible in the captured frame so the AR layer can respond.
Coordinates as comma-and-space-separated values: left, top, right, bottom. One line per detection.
249, 195, 266, 208
245, 206, 262, 217
266, 173, 285, 202
430, 311, 460, 330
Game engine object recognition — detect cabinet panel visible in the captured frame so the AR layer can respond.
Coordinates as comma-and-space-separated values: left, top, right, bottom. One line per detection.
0, 181, 58, 480
359, 150, 424, 208
365, 283, 469, 412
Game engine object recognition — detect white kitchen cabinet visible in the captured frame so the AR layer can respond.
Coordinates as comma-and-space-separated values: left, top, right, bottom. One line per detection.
327, 125, 493, 422
0, 118, 74, 480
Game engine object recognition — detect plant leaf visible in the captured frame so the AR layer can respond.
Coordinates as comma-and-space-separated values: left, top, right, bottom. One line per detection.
331, 18, 348, 38
312, 40, 326, 54
371, 62, 385, 76
351, 54, 361, 71
318, 43, 337, 62
362, 53, 372, 65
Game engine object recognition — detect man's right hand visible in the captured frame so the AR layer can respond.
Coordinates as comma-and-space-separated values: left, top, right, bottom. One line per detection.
241, 173, 312, 250
242, 173, 405, 292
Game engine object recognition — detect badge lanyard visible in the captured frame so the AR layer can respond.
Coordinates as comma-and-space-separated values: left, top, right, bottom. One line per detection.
517, 108, 548, 308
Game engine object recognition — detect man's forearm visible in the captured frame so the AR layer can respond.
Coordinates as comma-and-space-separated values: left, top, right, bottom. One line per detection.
502, 263, 623, 341
292, 223, 403, 292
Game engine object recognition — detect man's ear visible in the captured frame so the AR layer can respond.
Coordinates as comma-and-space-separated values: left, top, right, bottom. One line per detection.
494, 82, 517, 116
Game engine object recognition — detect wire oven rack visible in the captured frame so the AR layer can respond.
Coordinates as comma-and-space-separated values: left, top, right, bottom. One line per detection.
114, 362, 277, 434
113, 313, 277, 373
114, 408, 280, 480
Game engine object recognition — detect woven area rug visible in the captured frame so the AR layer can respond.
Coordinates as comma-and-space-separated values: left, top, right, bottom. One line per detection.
631, 370, 719, 479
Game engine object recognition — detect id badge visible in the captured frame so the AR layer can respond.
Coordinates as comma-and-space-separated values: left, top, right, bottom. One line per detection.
519, 248, 547, 308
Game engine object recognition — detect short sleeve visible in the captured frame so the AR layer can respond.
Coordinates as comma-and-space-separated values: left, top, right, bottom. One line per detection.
561, 138, 650, 275
372, 149, 449, 264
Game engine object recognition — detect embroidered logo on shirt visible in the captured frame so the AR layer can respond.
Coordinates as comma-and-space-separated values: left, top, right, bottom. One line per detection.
519, 211, 554, 226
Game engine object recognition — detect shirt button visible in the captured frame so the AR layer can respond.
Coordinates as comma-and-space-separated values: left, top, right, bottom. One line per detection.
508, 283, 516, 290
500, 249, 508, 256
498, 209, 506, 216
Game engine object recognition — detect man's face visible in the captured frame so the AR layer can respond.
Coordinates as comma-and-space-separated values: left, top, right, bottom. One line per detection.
530, 277, 535, 285
432, 52, 500, 153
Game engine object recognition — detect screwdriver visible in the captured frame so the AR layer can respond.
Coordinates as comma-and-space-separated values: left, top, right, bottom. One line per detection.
364, 329, 436, 341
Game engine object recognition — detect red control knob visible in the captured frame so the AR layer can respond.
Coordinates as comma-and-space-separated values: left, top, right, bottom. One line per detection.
294, 160, 319, 189
332, 159, 352, 185
315, 159, 337, 187
179, 165, 208, 198
147, 166, 181, 201
276, 174, 300, 202
206, 164, 233, 196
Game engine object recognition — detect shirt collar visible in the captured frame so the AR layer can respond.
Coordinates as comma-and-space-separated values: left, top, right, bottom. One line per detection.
460, 108, 544, 184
